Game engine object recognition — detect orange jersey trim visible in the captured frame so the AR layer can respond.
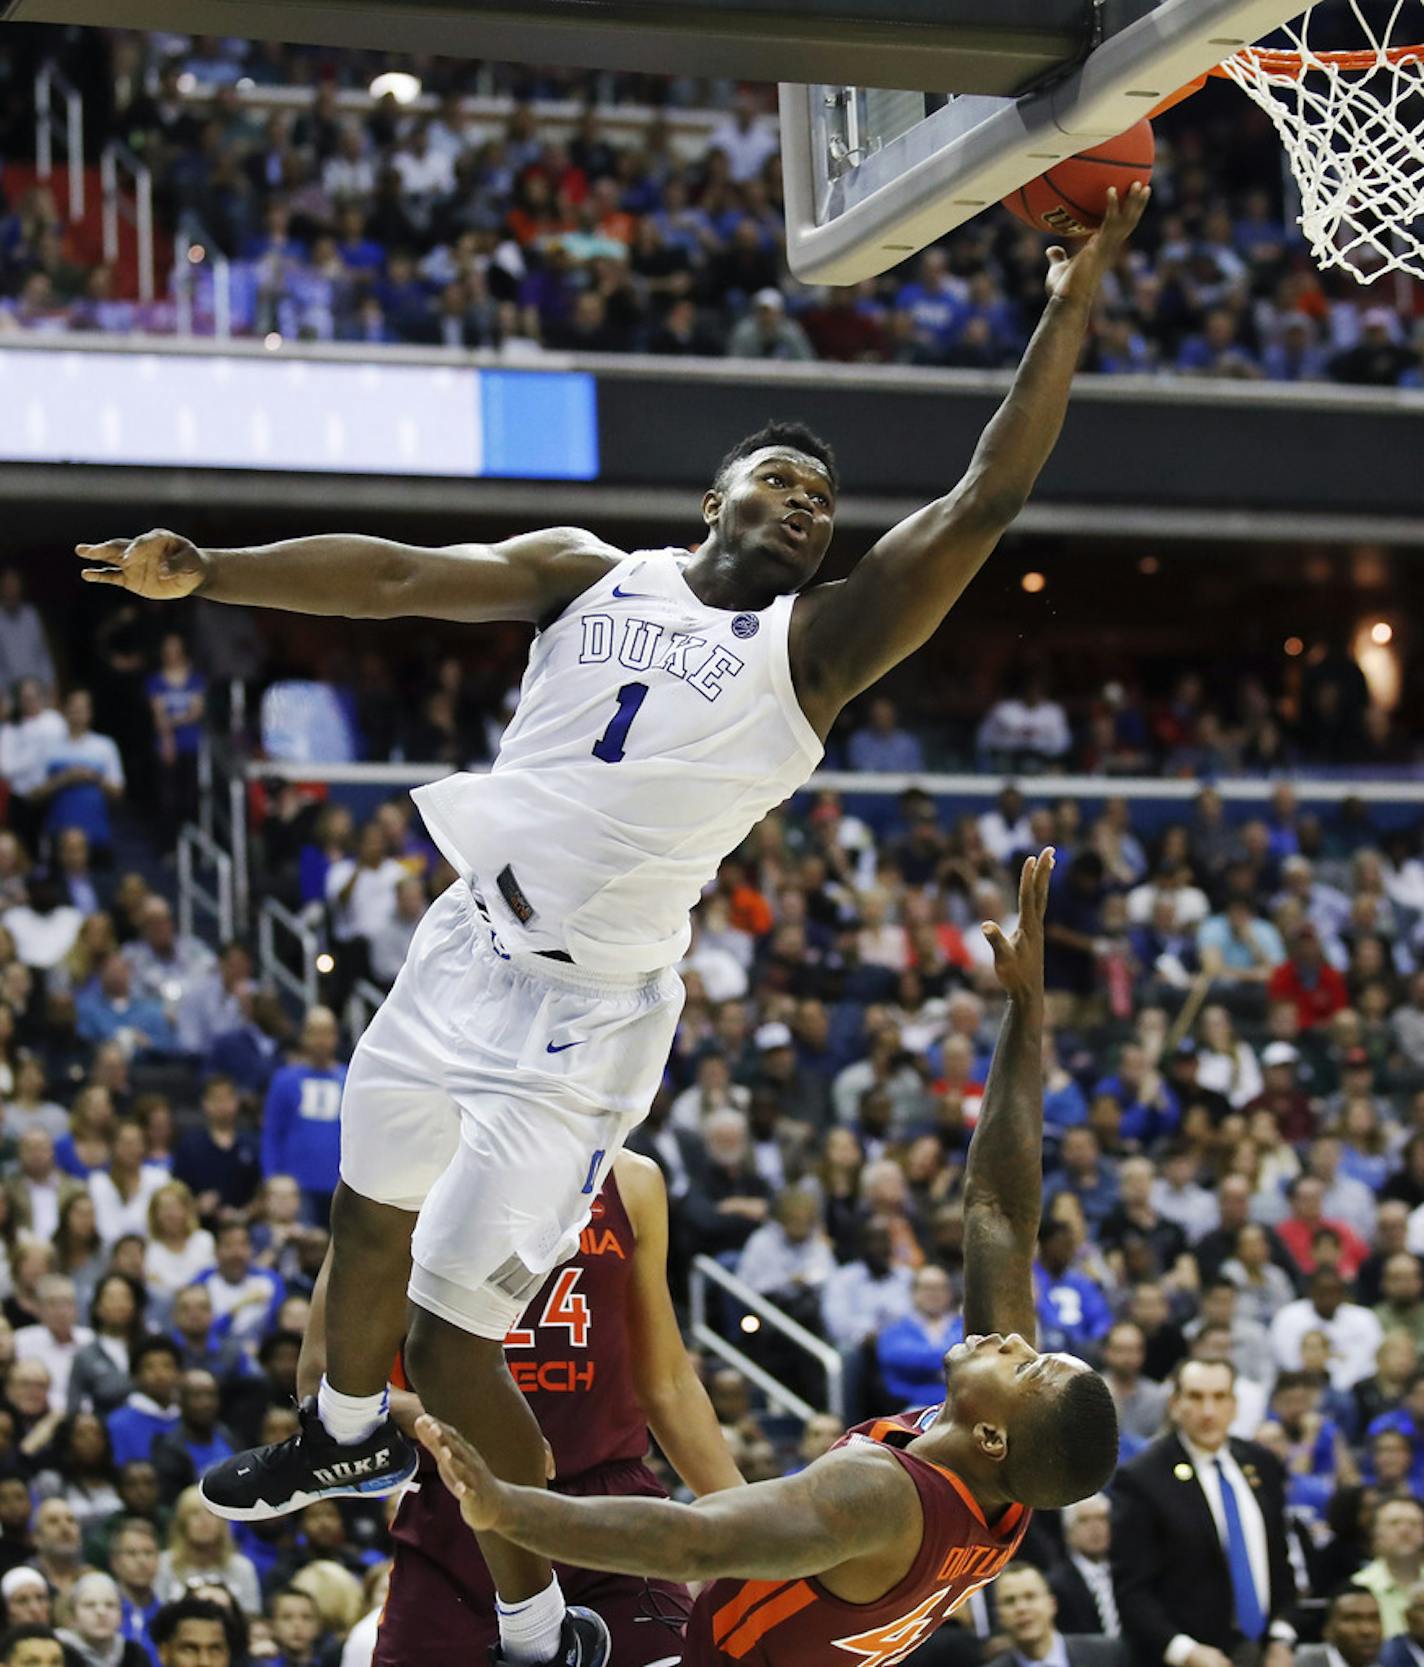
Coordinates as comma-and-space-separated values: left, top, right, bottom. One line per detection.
860, 1424, 1024, 1542
718, 1582, 819, 1659
713, 1580, 790, 1644
932, 1467, 1024, 1541
937, 1468, 987, 1527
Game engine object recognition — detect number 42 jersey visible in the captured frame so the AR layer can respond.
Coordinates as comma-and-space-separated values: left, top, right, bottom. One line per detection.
412, 549, 823, 975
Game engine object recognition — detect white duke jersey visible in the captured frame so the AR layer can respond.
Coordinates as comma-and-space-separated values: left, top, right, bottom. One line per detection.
411, 548, 824, 974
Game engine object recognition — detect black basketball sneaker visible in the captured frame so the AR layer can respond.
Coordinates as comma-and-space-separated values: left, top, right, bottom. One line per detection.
200, 1397, 417, 1520
489, 1608, 612, 1667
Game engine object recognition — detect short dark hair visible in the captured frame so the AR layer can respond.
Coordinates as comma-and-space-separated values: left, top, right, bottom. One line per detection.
258, 1329, 304, 1368
1325, 1585, 1382, 1624
1271, 1370, 1311, 1396
713, 422, 838, 497
151, 1596, 233, 1650
1002, 1369, 1118, 1509
131, 1337, 181, 1374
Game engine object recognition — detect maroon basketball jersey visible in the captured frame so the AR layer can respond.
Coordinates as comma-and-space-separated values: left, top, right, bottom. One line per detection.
684, 1407, 1031, 1667
384, 1171, 648, 1614
507, 1167, 647, 1478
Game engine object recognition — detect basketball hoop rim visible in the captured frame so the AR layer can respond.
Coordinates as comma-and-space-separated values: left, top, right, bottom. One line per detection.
1223, 40, 1424, 74
1152, 39, 1424, 117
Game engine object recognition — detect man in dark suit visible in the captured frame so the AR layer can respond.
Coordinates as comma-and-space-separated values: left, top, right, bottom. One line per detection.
1052, 1494, 1123, 1640
989, 1564, 1128, 1667
1298, 1588, 1384, 1667
1379, 1582, 1424, 1667
1113, 1358, 1296, 1667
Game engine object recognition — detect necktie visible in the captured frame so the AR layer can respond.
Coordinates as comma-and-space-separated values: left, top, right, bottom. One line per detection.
1084, 1560, 1120, 1638
1215, 1457, 1266, 1641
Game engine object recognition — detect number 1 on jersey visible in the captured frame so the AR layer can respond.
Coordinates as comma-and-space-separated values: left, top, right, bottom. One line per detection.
591, 682, 648, 764
581, 1149, 606, 1195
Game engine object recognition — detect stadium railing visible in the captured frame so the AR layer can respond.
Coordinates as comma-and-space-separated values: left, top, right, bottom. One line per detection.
35, 60, 85, 221
177, 821, 235, 945
690, 1252, 845, 1423
344, 977, 390, 1044
174, 211, 233, 340
230, 759, 1424, 1032
99, 139, 155, 305
258, 894, 321, 1012
170, 77, 726, 159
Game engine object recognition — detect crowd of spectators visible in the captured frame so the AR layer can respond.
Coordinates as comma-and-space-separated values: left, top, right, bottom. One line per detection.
6, 506, 1424, 1660
21, 707, 1424, 1648
9, 726, 1424, 1658
257, 648, 1421, 784
4, 26, 1424, 386
0, 569, 204, 857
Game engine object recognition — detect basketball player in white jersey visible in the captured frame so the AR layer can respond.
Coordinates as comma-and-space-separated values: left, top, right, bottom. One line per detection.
77, 184, 1146, 1667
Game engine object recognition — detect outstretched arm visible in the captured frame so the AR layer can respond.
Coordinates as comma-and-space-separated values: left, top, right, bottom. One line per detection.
791, 186, 1147, 727
76, 524, 623, 624
619, 1154, 746, 1497
961, 850, 1052, 1341
416, 1415, 916, 1584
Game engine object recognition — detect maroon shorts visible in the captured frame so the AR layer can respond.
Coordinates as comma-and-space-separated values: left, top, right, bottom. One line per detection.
373, 1456, 692, 1667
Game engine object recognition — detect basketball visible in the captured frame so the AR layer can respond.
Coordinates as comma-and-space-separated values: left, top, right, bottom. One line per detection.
1004, 118, 1156, 237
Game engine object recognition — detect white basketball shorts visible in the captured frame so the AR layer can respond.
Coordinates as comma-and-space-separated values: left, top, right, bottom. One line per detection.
339, 880, 684, 1339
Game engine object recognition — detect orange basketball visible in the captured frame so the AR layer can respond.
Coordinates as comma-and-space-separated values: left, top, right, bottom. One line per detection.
1004, 118, 1155, 237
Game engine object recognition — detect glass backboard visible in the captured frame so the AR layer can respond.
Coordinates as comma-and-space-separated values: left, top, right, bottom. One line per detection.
781, 0, 1311, 284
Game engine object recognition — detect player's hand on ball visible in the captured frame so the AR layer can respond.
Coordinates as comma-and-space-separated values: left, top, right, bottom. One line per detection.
983, 848, 1053, 1003
1044, 181, 1150, 304
417, 1414, 506, 1532
76, 528, 207, 600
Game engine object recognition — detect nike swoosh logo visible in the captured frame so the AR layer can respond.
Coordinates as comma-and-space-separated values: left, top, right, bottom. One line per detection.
546, 1040, 587, 1053
611, 584, 656, 599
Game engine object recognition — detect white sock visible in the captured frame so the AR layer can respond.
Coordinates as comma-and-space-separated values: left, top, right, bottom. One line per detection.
316, 1376, 387, 1446
496, 1575, 567, 1665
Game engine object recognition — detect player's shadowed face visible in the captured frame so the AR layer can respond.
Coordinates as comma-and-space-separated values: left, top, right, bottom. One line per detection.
708, 447, 835, 589
942, 1332, 1090, 1427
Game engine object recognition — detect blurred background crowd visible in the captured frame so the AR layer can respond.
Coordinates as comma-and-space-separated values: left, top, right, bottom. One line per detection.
0, 12, 1421, 1667
0, 26, 1420, 383
0, 556, 1418, 1667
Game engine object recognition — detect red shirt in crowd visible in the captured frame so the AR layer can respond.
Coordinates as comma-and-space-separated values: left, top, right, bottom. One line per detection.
1277, 1212, 1370, 1279
1267, 958, 1349, 1030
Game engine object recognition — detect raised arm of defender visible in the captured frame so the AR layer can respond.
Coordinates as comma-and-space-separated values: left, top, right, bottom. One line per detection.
959, 850, 1053, 1342
76, 524, 623, 624
789, 186, 1148, 729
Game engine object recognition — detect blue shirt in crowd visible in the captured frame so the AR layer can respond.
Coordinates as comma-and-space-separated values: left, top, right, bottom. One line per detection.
260, 1062, 347, 1195
107, 1396, 180, 1468
41, 731, 124, 845
145, 669, 206, 755
877, 1312, 962, 1408
121, 1592, 160, 1666
1034, 1263, 1115, 1355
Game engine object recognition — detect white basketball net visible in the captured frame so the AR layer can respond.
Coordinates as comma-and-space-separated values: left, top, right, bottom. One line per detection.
1220, 0, 1424, 282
